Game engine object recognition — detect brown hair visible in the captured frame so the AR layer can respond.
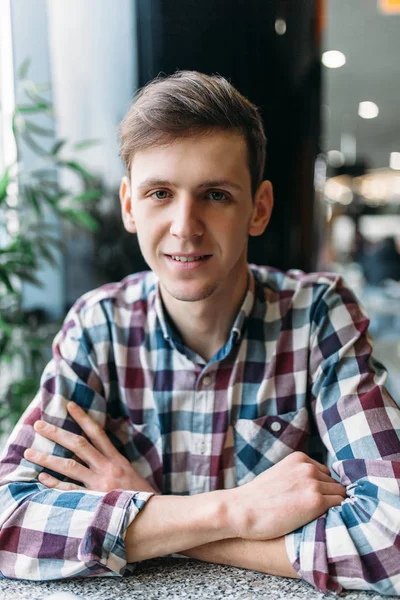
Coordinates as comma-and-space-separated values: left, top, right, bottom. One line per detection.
119, 70, 267, 196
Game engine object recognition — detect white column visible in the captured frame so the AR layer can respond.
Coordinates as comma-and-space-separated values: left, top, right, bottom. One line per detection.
9, 0, 137, 316
46, 0, 137, 188
46, 0, 137, 306
10, 0, 65, 319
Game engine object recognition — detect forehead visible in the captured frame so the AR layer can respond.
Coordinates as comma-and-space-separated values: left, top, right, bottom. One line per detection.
129, 131, 251, 189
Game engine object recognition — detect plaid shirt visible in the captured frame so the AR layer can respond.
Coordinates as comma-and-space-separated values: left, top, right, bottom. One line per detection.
0, 265, 399, 594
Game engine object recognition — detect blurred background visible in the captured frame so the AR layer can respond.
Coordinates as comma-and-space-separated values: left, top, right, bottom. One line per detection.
0, 0, 399, 433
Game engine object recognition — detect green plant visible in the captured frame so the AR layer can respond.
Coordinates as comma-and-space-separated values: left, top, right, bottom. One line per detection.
0, 59, 103, 432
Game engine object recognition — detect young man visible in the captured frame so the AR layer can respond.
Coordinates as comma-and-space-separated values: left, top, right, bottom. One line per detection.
0, 71, 399, 594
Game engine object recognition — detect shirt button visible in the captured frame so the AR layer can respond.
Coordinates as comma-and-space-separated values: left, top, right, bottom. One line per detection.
202, 375, 212, 387
199, 442, 207, 454
270, 420, 282, 433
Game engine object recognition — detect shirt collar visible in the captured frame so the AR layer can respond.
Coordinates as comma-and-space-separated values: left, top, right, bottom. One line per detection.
154, 266, 256, 348
154, 283, 172, 343
231, 267, 255, 343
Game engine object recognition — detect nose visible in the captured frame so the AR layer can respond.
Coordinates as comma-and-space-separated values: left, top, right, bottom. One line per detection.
169, 195, 204, 240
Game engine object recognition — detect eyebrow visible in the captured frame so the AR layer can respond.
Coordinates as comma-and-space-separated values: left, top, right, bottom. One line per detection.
136, 178, 243, 192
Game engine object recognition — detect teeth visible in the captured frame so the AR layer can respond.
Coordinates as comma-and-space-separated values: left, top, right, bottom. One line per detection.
171, 255, 205, 262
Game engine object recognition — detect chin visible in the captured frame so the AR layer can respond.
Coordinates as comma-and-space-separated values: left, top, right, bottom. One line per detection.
164, 282, 218, 303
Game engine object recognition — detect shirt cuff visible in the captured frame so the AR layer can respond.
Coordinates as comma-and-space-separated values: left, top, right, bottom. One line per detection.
78, 489, 155, 575
285, 521, 343, 594
285, 530, 302, 577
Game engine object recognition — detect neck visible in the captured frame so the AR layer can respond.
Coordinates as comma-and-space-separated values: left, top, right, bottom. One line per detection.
160, 268, 253, 363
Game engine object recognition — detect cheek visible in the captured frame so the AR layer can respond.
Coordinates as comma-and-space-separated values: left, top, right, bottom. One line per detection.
135, 219, 163, 254
216, 218, 250, 243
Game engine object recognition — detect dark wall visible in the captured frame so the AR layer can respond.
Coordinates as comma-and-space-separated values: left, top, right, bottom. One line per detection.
136, 0, 322, 271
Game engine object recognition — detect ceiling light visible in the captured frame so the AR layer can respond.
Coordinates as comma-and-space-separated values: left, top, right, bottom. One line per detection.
327, 150, 345, 168
379, 0, 400, 14
275, 19, 286, 35
360, 178, 388, 204
353, 169, 400, 205
358, 101, 379, 119
390, 152, 400, 170
322, 50, 346, 69
324, 176, 353, 205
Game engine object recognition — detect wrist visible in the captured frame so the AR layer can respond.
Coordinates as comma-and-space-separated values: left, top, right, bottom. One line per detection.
222, 484, 258, 540
209, 489, 235, 538
216, 487, 246, 539
126, 489, 233, 562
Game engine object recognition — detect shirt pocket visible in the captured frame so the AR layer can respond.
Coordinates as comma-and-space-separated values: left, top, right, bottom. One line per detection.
233, 407, 309, 486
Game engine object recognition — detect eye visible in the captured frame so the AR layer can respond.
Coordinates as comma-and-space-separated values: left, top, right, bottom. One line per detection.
208, 190, 228, 202
151, 190, 170, 200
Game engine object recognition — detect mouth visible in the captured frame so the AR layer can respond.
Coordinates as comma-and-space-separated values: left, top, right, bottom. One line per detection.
164, 254, 212, 269
167, 254, 211, 263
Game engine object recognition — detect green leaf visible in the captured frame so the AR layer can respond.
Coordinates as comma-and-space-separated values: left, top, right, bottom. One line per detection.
18, 58, 31, 80
24, 186, 42, 215
37, 243, 57, 266
16, 103, 51, 114
30, 81, 51, 93
38, 179, 61, 193
0, 167, 10, 205
31, 168, 57, 179
61, 209, 99, 232
38, 235, 65, 252
73, 189, 103, 202
1, 351, 13, 365
24, 87, 52, 109
0, 314, 13, 336
72, 139, 102, 151
4, 253, 36, 271
20, 130, 48, 156
15, 270, 43, 287
25, 120, 55, 137
61, 161, 96, 181
0, 333, 10, 359
25, 337, 48, 351
40, 189, 70, 209
0, 269, 14, 293
51, 139, 67, 156
7, 377, 40, 425
39, 190, 56, 206
53, 191, 70, 203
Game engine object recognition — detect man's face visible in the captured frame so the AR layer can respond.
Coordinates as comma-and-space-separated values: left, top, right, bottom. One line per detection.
120, 131, 272, 304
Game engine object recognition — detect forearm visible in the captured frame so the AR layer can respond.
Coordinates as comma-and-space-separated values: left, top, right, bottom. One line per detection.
125, 489, 232, 562
125, 488, 299, 578
181, 536, 300, 579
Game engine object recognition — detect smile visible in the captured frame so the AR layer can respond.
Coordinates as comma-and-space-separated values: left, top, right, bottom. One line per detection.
165, 254, 212, 269
170, 255, 207, 262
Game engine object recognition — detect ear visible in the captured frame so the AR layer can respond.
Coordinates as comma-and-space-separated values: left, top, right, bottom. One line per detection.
120, 175, 137, 233
248, 180, 274, 237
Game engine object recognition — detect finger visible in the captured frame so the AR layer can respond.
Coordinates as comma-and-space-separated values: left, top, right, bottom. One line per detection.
24, 448, 93, 487
305, 456, 331, 476
33, 420, 105, 470
316, 470, 342, 484
38, 472, 84, 491
319, 482, 347, 497
67, 402, 122, 460
323, 494, 347, 510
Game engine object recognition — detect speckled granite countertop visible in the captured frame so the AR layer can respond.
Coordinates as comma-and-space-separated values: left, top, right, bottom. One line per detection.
0, 557, 397, 600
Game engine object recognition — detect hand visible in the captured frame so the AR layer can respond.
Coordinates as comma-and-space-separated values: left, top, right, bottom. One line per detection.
24, 401, 157, 494
227, 451, 346, 541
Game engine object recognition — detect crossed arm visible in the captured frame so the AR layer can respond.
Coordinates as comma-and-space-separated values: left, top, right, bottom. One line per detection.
24, 402, 346, 578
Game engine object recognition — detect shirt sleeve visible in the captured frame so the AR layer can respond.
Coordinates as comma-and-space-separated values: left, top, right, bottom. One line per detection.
0, 301, 154, 581
285, 275, 400, 595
